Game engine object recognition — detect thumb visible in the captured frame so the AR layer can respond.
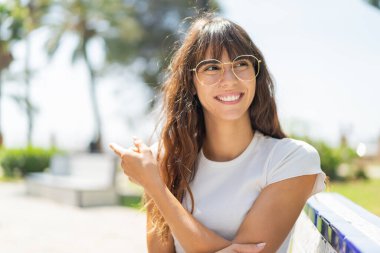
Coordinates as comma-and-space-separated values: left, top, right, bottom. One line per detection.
133, 137, 149, 152
234, 243, 266, 253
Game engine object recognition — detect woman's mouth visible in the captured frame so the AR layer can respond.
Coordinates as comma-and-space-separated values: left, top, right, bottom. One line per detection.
214, 92, 244, 105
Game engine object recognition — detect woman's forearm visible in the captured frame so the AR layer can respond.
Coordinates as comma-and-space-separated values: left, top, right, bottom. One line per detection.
146, 182, 232, 253
108, 141, 232, 252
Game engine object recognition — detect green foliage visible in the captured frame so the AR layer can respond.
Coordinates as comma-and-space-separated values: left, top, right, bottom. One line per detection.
355, 167, 369, 180
0, 2, 20, 71
45, 0, 220, 89
2, 0, 220, 150
364, 0, 380, 9
1, 0, 53, 147
1, 0, 52, 42
120, 195, 144, 210
42, 0, 220, 149
44, 0, 143, 65
0, 146, 65, 178
114, 0, 220, 94
289, 134, 358, 181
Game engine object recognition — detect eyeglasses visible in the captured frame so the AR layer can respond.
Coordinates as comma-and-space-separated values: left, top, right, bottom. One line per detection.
190, 55, 261, 86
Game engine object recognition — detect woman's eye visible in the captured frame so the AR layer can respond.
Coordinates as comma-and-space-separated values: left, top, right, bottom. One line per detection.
202, 65, 220, 72
234, 60, 249, 68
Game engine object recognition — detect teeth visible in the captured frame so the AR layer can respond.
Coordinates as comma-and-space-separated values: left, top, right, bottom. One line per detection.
217, 94, 241, 102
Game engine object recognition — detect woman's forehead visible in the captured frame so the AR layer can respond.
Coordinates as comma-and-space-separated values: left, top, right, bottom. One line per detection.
200, 47, 237, 61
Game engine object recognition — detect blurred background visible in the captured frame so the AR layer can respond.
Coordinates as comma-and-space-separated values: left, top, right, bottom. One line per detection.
0, 0, 380, 252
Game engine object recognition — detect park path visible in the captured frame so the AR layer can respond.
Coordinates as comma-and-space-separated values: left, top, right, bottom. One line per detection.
0, 182, 147, 253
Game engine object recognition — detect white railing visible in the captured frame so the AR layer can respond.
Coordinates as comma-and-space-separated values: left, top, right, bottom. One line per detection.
291, 192, 380, 253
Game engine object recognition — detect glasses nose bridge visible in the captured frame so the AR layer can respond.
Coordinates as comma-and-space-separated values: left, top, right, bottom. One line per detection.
220, 61, 237, 79
221, 61, 233, 68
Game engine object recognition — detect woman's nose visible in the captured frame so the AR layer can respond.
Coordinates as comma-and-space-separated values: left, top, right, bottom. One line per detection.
219, 64, 238, 86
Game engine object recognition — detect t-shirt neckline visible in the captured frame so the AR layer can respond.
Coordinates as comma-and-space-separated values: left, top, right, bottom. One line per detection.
199, 130, 262, 169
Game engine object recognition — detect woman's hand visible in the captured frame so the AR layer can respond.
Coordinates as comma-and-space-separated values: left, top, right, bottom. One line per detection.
215, 243, 266, 253
109, 138, 163, 192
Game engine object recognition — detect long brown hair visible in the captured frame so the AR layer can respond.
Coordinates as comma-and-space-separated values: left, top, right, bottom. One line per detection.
144, 13, 287, 243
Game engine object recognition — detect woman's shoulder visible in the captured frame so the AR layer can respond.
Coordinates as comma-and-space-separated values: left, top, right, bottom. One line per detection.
262, 134, 325, 193
259, 131, 318, 157
264, 134, 321, 174
274, 137, 319, 158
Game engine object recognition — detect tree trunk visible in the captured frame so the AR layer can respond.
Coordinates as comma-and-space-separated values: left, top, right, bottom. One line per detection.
25, 36, 34, 147
0, 70, 3, 147
82, 40, 103, 153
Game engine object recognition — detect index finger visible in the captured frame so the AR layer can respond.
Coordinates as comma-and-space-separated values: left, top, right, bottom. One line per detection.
234, 243, 266, 253
109, 143, 129, 157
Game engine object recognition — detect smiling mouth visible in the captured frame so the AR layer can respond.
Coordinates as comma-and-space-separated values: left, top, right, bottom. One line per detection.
215, 93, 244, 103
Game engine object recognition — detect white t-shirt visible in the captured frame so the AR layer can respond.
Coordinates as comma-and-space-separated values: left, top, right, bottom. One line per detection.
152, 130, 326, 253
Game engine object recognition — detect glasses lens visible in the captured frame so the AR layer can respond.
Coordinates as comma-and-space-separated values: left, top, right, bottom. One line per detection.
195, 59, 223, 86
194, 56, 260, 85
232, 55, 258, 81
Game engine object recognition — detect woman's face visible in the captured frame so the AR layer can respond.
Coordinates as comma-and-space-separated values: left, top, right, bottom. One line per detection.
193, 49, 256, 123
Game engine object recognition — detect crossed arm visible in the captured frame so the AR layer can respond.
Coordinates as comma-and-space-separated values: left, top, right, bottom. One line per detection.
146, 174, 318, 253
108, 140, 317, 253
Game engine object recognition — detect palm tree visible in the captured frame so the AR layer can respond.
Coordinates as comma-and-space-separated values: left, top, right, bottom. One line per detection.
45, 0, 141, 153
0, 3, 22, 146
2, 0, 51, 147
23, 0, 51, 146
105, 0, 220, 109
0, 44, 13, 147
45, 0, 220, 152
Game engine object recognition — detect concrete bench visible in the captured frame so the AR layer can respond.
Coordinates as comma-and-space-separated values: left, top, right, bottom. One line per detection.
290, 192, 380, 252
25, 153, 119, 207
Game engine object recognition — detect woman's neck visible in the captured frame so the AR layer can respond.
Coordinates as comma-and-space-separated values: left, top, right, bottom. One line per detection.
202, 114, 254, 162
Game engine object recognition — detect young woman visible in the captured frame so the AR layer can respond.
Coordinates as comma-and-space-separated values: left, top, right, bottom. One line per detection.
110, 13, 326, 253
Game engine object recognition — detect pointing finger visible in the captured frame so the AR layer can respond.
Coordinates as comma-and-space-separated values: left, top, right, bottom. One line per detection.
109, 143, 129, 157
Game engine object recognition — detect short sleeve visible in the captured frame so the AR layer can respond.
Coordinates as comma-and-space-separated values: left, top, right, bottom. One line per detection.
266, 138, 326, 196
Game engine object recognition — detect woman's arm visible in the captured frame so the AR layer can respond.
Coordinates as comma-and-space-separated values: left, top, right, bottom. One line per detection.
146, 181, 233, 253
110, 141, 234, 253
146, 191, 265, 253
110, 140, 267, 253
146, 195, 176, 253
146, 174, 316, 253
232, 174, 318, 253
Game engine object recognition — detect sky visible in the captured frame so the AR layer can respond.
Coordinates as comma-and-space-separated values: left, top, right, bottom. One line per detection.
219, 0, 380, 153
3, 0, 380, 155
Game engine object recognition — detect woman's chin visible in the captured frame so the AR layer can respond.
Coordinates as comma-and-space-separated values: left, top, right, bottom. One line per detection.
216, 111, 249, 122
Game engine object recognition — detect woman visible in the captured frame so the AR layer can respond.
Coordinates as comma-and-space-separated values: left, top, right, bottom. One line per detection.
110, 13, 326, 253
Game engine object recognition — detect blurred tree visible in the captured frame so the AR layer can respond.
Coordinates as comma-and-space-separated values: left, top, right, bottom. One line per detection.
290, 133, 358, 181
2, 0, 51, 147
0, 3, 17, 147
45, 0, 142, 153
45, 0, 219, 153
107, 0, 219, 104
365, 0, 380, 8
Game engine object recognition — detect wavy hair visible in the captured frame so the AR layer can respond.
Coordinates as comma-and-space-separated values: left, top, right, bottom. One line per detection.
143, 13, 287, 243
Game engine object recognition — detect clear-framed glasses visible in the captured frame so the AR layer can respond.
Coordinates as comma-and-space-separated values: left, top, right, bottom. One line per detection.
190, 55, 261, 86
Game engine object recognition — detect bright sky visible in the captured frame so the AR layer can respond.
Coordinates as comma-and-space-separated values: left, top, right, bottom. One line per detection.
220, 0, 380, 151
3, 0, 380, 154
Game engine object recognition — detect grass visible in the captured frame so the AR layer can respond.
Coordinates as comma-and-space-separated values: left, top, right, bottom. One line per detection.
120, 195, 145, 211
328, 178, 380, 216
